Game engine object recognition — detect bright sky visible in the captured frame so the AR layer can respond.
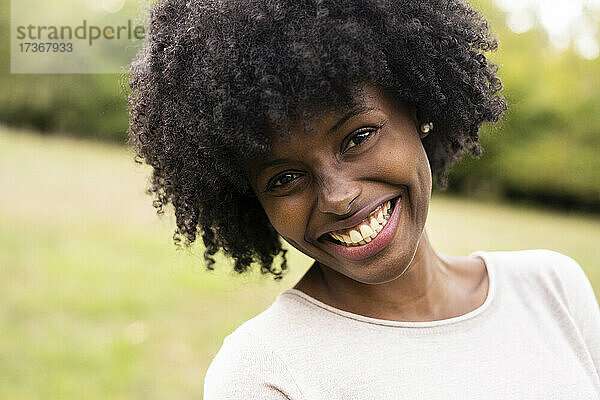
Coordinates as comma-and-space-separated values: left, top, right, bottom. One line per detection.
494, 0, 600, 59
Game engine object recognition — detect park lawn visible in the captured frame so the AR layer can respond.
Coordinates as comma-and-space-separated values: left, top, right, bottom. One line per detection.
1, 125, 599, 400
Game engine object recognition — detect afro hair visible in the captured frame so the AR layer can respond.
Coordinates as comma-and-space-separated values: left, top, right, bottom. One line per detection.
128, 0, 506, 279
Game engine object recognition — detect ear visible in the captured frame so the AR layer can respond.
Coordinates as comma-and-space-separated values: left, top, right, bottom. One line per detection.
410, 106, 429, 139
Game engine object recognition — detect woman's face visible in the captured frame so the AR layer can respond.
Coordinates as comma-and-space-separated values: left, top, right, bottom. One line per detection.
247, 82, 432, 284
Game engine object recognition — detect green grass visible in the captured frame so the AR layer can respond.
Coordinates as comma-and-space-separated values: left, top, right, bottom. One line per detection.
1, 125, 599, 400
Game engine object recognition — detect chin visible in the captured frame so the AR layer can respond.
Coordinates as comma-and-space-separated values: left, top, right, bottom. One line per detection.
344, 245, 418, 285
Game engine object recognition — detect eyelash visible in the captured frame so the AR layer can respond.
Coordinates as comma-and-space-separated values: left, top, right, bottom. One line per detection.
342, 127, 378, 153
265, 125, 381, 192
267, 171, 303, 191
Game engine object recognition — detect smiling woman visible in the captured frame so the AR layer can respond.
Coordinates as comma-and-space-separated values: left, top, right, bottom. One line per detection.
127, 0, 600, 398
246, 83, 435, 286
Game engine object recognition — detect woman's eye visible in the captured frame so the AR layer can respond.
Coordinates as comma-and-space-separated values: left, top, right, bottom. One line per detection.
343, 129, 375, 153
269, 172, 301, 189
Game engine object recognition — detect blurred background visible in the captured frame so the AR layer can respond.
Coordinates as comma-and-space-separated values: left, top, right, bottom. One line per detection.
1, 0, 599, 398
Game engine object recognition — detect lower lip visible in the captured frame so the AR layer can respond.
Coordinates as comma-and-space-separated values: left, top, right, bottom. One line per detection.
323, 196, 402, 262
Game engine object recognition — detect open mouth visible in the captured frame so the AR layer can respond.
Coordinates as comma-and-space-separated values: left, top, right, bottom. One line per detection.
322, 197, 398, 247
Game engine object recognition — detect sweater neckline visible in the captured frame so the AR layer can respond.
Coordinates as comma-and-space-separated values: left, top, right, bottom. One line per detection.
279, 251, 496, 328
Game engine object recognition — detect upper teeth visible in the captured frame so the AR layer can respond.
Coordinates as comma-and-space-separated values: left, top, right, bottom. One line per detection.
328, 200, 393, 246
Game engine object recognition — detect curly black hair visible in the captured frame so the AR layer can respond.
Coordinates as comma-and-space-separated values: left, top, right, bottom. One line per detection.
127, 0, 506, 279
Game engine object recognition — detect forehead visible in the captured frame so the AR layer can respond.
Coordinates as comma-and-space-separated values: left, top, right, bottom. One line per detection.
269, 81, 399, 141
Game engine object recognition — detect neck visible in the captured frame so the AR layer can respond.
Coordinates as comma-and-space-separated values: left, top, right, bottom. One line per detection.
311, 228, 457, 321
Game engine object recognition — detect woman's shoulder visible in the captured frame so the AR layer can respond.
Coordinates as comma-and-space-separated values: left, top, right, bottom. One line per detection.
476, 248, 597, 316
485, 249, 600, 365
474, 248, 585, 281
203, 293, 320, 399
206, 291, 307, 357
203, 327, 306, 399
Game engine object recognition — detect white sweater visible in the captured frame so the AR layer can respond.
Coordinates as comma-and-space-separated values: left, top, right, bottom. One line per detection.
204, 249, 600, 399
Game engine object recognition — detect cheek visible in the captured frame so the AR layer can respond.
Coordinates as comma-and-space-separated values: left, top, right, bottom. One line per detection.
261, 196, 310, 241
414, 144, 432, 226
417, 145, 432, 195
373, 130, 432, 226
373, 131, 431, 190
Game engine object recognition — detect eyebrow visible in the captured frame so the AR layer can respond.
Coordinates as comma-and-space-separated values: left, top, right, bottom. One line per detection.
257, 105, 375, 172
326, 105, 375, 136
258, 158, 296, 170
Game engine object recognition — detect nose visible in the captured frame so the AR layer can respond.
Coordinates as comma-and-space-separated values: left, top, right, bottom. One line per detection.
316, 176, 362, 216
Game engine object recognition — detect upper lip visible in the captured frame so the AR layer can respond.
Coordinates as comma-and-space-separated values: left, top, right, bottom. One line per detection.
311, 193, 401, 242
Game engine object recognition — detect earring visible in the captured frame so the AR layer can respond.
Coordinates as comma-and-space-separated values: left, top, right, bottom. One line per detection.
420, 122, 434, 134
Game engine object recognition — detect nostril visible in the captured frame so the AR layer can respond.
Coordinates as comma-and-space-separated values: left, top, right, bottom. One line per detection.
317, 195, 360, 216
316, 180, 361, 216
